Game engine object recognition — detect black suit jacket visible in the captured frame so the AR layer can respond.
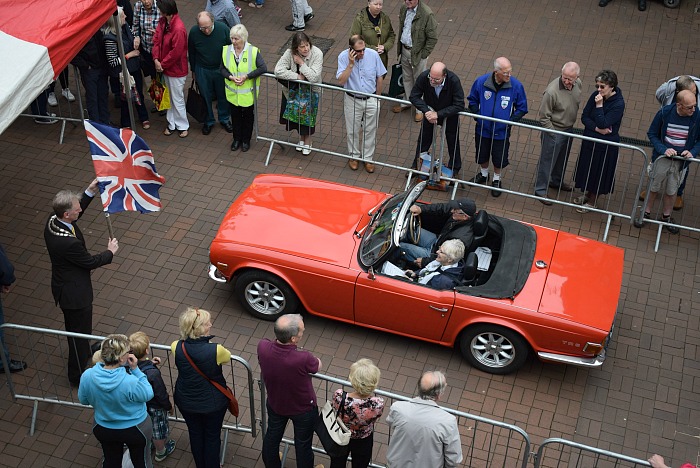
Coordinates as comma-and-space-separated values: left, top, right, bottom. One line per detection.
44, 194, 113, 309
410, 69, 465, 124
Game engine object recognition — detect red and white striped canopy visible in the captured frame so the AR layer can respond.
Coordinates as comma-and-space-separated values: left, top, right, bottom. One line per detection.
0, 0, 116, 134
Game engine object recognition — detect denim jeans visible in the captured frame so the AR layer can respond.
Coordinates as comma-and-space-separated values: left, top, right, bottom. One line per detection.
178, 407, 227, 468
398, 228, 437, 262
195, 66, 230, 126
262, 402, 317, 468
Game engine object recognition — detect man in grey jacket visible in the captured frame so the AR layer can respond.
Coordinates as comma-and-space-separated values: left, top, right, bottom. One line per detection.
386, 371, 463, 467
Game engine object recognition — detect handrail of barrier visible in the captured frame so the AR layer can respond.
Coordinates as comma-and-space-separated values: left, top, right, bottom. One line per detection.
0, 323, 257, 458
260, 371, 531, 468
534, 437, 652, 467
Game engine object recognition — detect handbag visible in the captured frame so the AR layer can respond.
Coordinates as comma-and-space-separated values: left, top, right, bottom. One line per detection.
186, 80, 208, 123
315, 391, 351, 458
181, 342, 240, 417
282, 84, 319, 127
148, 72, 171, 111
119, 72, 142, 106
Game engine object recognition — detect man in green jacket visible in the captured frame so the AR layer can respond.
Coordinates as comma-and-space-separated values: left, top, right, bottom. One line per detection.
392, 0, 438, 122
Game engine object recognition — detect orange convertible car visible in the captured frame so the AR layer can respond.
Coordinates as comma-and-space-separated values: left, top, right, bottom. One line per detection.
209, 175, 624, 374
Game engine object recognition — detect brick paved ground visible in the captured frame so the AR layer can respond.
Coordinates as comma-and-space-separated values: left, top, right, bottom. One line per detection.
1, 0, 699, 467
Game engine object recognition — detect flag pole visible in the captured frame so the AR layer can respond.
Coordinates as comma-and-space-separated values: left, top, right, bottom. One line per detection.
104, 212, 116, 240
112, 12, 137, 130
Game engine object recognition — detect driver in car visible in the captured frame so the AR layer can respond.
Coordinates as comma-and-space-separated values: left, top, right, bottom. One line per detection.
404, 239, 465, 290
399, 198, 476, 266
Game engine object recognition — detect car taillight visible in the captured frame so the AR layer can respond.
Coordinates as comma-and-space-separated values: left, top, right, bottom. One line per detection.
583, 341, 604, 355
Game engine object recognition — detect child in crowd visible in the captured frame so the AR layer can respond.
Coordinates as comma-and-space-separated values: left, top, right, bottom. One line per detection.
129, 331, 176, 462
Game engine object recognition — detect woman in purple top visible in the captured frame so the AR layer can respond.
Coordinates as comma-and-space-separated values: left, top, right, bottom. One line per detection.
331, 358, 384, 468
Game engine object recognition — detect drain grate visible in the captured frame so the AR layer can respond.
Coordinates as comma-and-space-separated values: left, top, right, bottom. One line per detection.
277, 36, 335, 56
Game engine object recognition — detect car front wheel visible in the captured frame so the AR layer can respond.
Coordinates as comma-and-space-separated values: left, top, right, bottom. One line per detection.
460, 324, 529, 374
234, 270, 299, 321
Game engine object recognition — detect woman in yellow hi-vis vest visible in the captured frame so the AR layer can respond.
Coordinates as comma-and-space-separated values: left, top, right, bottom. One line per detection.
219, 24, 267, 152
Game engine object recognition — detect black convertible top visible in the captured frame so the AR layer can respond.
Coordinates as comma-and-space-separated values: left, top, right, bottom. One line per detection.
456, 215, 536, 299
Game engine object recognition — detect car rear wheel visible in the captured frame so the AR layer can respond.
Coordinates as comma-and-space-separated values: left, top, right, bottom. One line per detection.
234, 271, 299, 321
460, 324, 529, 374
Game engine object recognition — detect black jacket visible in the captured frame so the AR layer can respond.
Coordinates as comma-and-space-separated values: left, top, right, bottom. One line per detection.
420, 202, 474, 255
138, 360, 172, 411
410, 68, 465, 124
43, 194, 113, 309
71, 31, 108, 71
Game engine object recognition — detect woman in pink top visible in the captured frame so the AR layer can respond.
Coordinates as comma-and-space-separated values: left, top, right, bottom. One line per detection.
331, 358, 384, 468
152, 0, 189, 137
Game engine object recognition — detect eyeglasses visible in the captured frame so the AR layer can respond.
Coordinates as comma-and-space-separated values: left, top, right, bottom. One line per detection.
678, 103, 697, 110
498, 70, 512, 76
353, 48, 366, 53
595, 84, 607, 89
428, 75, 443, 83
199, 25, 213, 31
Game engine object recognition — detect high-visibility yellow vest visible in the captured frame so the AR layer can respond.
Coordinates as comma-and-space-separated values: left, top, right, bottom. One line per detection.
222, 44, 260, 107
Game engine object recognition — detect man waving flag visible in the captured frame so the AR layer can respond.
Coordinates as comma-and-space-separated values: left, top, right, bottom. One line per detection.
84, 120, 166, 213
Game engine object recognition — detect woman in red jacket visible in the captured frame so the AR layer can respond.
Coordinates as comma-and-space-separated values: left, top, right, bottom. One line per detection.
153, 0, 189, 137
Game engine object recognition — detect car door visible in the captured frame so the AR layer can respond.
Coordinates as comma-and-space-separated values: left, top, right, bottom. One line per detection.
353, 272, 456, 342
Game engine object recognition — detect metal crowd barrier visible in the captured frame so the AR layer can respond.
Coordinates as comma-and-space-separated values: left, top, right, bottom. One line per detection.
260, 372, 531, 468
253, 72, 700, 250
0, 323, 257, 465
534, 438, 652, 468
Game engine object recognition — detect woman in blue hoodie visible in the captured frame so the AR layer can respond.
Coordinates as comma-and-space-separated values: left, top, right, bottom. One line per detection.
79, 334, 154, 468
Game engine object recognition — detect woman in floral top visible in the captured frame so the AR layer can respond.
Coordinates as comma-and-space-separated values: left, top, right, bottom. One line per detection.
331, 358, 384, 468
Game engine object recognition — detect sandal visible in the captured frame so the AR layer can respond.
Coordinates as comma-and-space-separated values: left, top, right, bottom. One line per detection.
163, 127, 174, 136
178, 129, 189, 138
573, 194, 589, 205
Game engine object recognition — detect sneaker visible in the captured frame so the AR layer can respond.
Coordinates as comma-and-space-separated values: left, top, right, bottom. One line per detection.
469, 173, 488, 185
661, 215, 680, 234
302, 144, 312, 156
47, 92, 58, 107
304, 13, 314, 22
0, 359, 27, 374
285, 24, 304, 31
491, 179, 502, 197
62, 88, 76, 102
573, 194, 589, 205
34, 113, 59, 124
154, 439, 176, 462
295, 140, 303, 152
633, 211, 651, 228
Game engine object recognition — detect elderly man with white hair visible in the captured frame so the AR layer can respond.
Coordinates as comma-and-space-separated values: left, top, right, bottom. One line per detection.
405, 239, 465, 289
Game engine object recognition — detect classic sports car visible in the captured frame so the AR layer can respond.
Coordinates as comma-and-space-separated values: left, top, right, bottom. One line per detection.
208, 175, 624, 374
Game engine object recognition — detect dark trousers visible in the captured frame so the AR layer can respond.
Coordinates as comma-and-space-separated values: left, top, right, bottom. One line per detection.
119, 71, 149, 127
195, 66, 230, 126
93, 417, 153, 468
535, 131, 573, 195
62, 305, 92, 384
80, 67, 110, 124
330, 433, 374, 468
30, 88, 50, 117
230, 103, 254, 144
49, 68, 70, 91
413, 115, 461, 172
179, 407, 227, 468
262, 402, 317, 468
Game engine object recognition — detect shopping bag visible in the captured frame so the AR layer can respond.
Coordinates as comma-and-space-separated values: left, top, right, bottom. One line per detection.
186, 80, 208, 123
388, 63, 404, 98
314, 399, 350, 458
148, 72, 170, 111
282, 85, 319, 127
119, 72, 142, 106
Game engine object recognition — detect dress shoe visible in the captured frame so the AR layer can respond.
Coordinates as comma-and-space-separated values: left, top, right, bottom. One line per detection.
638, 0, 646, 10
231, 140, 241, 151
549, 182, 573, 192
0, 359, 27, 374
469, 173, 488, 185
491, 179, 502, 198
221, 121, 233, 133
392, 104, 410, 113
241, 142, 250, 152
535, 192, 552, 205
674, 195, 683, 210
348, 160, 359, 170
364, 162, 375, 173
414, 112, 423, 122
598, 0, 611, 6
202, 124, 213, 135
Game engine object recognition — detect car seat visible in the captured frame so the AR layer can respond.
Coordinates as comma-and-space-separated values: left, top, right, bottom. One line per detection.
469, 210, 488, 252
462, 252, 478, 286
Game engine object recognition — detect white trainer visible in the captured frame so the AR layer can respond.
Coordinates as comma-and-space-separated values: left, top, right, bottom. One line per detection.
47, 92, 58, 107
62, 88, 76, 102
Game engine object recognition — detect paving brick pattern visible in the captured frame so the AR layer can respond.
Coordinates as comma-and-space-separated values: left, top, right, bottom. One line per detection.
1, 0, 699, 467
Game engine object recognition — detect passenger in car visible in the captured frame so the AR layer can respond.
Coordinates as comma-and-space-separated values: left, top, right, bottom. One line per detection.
405, 239, 465, 289
399, 197, 476, 265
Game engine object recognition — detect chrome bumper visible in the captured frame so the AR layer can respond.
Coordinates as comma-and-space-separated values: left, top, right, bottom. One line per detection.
208, 264, 228, 283
537, 349, 606, 368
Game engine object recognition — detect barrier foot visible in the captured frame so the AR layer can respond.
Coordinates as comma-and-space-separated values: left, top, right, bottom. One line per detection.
654, 225, 662, 252
603, 214, 612, 242
264, 141, 275, 166
220, 427, 229, 465
30, 400, 38, 436
59, 120, 67, 145
281, 442, 291, 464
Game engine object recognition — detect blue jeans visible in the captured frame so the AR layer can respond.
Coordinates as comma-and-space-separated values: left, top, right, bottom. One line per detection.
178, 407, 227, 468
80, 67, 110, 124
262, 402, 317, 468
195, 66, 230, 126
398, 228, 437, 262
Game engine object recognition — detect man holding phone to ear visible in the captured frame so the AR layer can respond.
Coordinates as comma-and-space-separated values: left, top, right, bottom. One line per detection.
337, 35, 387, 173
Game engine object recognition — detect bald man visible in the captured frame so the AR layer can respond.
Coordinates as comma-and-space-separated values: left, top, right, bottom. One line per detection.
637, 89, 700, 233
467, 57, 528, 197
386, 371, 463, 467
409, 61, 465, 176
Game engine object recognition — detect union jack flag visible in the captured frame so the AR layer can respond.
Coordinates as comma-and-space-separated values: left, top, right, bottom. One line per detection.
84, 120, 166, 214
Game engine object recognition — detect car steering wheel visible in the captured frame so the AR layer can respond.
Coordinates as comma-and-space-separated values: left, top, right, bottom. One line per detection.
408, 214, 421, 244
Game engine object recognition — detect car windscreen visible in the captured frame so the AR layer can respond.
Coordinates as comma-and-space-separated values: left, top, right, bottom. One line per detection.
358, 181, 425, 268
